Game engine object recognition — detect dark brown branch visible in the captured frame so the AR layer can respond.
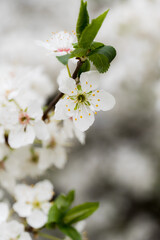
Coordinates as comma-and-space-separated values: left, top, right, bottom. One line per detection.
42, 59, 83, 121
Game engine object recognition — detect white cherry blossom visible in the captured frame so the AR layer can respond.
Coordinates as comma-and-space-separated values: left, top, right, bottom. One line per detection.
13, 180, 54, 229
37, 31, 76, 56
8, 102, 49, 149
0, 220, 32, 240
54, 71, 116, 132
0, 202, 9, 224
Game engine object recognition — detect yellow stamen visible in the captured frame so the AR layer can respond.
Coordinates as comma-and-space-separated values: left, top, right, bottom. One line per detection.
71, 91, 74, 93
98, 99, 100, 101
89, 113, 91, 116
80, 116, 83, 118
92, 94, 95, 96
96, 105, 98, 107
66, 105, 68, 107
86, 81, 88, 84
68, 109, 70, 111
97, 90, 99, 93
75, 118, 77, 121
90, 85, 92, 88
95, 112, 97, 115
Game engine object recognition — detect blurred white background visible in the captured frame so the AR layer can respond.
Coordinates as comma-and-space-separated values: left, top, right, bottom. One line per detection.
1, 0, 160, 239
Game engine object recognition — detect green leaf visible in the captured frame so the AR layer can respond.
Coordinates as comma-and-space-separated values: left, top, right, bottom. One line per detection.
90, 41, 104, 51
63, 202, 99, 225
78, 59, 90, 77
58, 225, 82, 240
70, 48, 88, 58
76, 0, 89, 41
89, 45, 116, 62
55, 190, 75, 212
48, 204, 63, 224
79, 10, 109, 48
56, 54, 71, 65
88, 53, 110, 73
72, 43, 79, 48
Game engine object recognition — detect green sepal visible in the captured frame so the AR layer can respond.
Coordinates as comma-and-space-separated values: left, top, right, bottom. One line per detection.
56, 54, 71, 65
76, 0, 89, 41
79, 10, 109, 48
58, 224, 82, 240
63, 202, 99, 225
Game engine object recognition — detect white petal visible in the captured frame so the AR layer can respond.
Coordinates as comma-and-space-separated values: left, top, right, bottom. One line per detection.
14, 184, 34, 202
59, 77, 77, 96
54, 98, 75, 120
19, 232, 32, 240
52, 146, 67, 169
8, 220, 24, 237
89, 90, 116, 111
0, 202, 9, 224
8, 125, 35, 149
27, 210, 47, 229
73, 105, 95, 132
34, 180, 53, 201
27, 102, 43, 120
34, 121, 49, 141
13, 202, 32, 217
80, 71, 100, 92
41, 202, 51, 215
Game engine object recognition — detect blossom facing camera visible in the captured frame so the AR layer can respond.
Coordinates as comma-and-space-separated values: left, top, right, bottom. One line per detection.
37, 31, 76, 56
13, 180, 54, 229
54, 71, 116, 132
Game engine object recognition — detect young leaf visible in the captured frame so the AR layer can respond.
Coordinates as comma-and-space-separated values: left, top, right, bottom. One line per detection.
90, 41, 104, 51
88, 53, 110, 73
70, 48, 88, 58
63, 202, 99, 225
89, 45, 116, 62
58, 225, 82, 240
55, 190, 75, 212
56, 54, 71, 65
79, 10, 109, 48
78, 59, 90, 77
48, 204, 63, 224
76, 0, 89, 41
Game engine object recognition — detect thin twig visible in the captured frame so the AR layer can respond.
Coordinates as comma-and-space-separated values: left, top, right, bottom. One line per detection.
42, 59, 83, 121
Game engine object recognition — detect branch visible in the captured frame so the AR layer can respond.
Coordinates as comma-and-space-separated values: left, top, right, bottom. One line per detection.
42, 59, 83, 121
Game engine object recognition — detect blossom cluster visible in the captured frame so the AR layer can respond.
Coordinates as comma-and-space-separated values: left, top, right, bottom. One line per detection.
0, 0, 116, 239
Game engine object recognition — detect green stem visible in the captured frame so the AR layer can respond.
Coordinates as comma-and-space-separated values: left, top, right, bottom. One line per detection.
66, 64, 71, 77
38, 232, 62, 240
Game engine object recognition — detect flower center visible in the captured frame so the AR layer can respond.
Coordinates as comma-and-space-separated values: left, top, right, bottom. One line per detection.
32, 200, 41, 209
57, 48, 71, 53
77, 94, 86, 103
19, 112, 30, 125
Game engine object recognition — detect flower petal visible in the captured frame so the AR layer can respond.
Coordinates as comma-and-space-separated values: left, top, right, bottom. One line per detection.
73, 105, 95, 132
59, 77, 77, 96
54, 98, 75, 120
89, 90, 116, 111
13, 202, 32, 217
8, 125, 35, 149
0, 202, 9, 224
34, 180, 53, 201
27, 209, 47, 229
80, 71, 100, 92
34, 121, 49, 141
